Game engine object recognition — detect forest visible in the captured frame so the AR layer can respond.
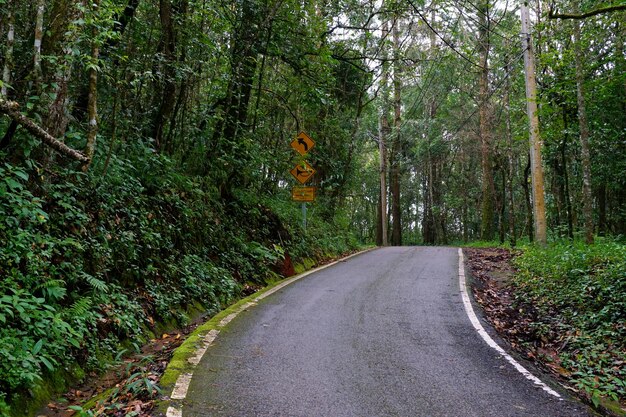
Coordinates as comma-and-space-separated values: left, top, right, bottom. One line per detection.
0, 0, 624, 415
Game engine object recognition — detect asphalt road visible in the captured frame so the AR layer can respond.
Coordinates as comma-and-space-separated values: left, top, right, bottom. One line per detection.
182, 247, 594, 417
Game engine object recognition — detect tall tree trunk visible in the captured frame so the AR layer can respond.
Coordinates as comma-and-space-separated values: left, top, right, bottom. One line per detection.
376, 191, 383, 246
422, 165, 432, 244
209, 0, 261, 192
377, 19, 391, 247
521, 1, 547, 245
1, 0, 16, 149
2, 0, 14, 98
597, 183, 607, 236
390, 17, 402, 246
498, 169, 506, 244
73, 0, 140, 121
561, 109, 574, 239
423, 10, 439, 245
430, 11, 444, 244
421, 149, 433, 244
101, 92, 120, 177
378, 113, 389, 247
33, 0, 45, 89
151, 0, 180, 152
523, 155, 534, 242
573, 19, 594, 244
504, 54, 516, 246
460, 144, 469, 243
0, 121, 17, 150
251, 18, 274, 133
616, 18, 626, 112
478, 0, 495, 241
551, 150, 563, 231
43, 0, 82, 141
83, 0, 100, 169
112, 0, 141, 41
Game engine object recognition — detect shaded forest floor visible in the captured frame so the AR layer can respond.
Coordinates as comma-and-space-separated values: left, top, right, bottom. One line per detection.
464, 247, 625, 417
37, 323, 193, 416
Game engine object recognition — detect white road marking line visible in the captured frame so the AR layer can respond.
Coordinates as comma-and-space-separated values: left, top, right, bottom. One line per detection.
218, 312, 238, 327
457, 248, 562, 399
188, 329, 220, 366
171, 372, 194, 400
166, 405, 182, 417
218, 302, 257, 327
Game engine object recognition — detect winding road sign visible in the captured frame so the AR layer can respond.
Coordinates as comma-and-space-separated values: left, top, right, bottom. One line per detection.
290, 161, 316, 184
291, 131, 315, 156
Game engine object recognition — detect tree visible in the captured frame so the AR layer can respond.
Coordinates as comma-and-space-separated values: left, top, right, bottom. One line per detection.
572, 18, 594, 244
390, 16, 403, 246
377, 19, 391, 247
521, 1, 547, 245
1, 0, 14, 98
477, 0, 496, 241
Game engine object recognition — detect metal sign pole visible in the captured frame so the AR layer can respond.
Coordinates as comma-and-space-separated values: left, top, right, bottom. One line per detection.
290, 131, 315, 231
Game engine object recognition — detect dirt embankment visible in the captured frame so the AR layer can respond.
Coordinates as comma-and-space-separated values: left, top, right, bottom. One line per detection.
464, 247, 624, 417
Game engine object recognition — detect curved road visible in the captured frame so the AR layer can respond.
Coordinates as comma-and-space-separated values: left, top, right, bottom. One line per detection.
181, 247, 594, 416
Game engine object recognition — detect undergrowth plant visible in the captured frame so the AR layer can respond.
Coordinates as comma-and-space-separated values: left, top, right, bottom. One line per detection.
513, 239, 626, 406
0, 147, 359, 416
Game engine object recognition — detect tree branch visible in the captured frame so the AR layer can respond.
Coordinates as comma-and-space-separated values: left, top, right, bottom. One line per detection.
0, 99, 90, 162
548, 4, 626, 20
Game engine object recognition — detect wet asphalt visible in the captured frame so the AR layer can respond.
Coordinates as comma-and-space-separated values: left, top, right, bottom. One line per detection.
181, 247, 595, 417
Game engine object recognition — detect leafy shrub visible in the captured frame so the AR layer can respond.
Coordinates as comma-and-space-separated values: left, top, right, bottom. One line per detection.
513, 239, 626, 403
0, 147, 360, 415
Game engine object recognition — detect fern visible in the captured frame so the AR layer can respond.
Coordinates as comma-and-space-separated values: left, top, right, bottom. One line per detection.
81, 272, 109, 293
65, 296, 93, 319
35, 279, 67, 301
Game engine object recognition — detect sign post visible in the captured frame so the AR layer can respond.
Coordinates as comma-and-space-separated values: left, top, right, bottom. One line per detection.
289, 131, 316, 230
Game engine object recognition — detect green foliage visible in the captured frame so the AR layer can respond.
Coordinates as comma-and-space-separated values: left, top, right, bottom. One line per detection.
0, 139, 359, 414
513, 239, 626, 403
66, 405, 94, 417
0, 394, 10, 417
0, 290, 86, 413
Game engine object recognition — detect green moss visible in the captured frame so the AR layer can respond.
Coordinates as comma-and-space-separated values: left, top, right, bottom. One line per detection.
596, 396, 626, 417
159, 295, 266, 390
153, 317, 183, 337
8, 363, 85, 417
80, 388, 110, 410
294, 257, 316, 274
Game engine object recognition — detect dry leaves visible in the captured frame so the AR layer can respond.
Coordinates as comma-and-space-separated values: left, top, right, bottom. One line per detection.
38, 326, 194, 416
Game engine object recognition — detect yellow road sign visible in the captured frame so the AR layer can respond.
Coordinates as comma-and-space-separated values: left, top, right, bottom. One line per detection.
290, 160, 316, 184
292, 186, 316, 202
290, 131, 315, 156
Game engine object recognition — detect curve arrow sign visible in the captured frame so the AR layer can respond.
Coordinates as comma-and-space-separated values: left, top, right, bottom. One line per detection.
290, 131, 315, 156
